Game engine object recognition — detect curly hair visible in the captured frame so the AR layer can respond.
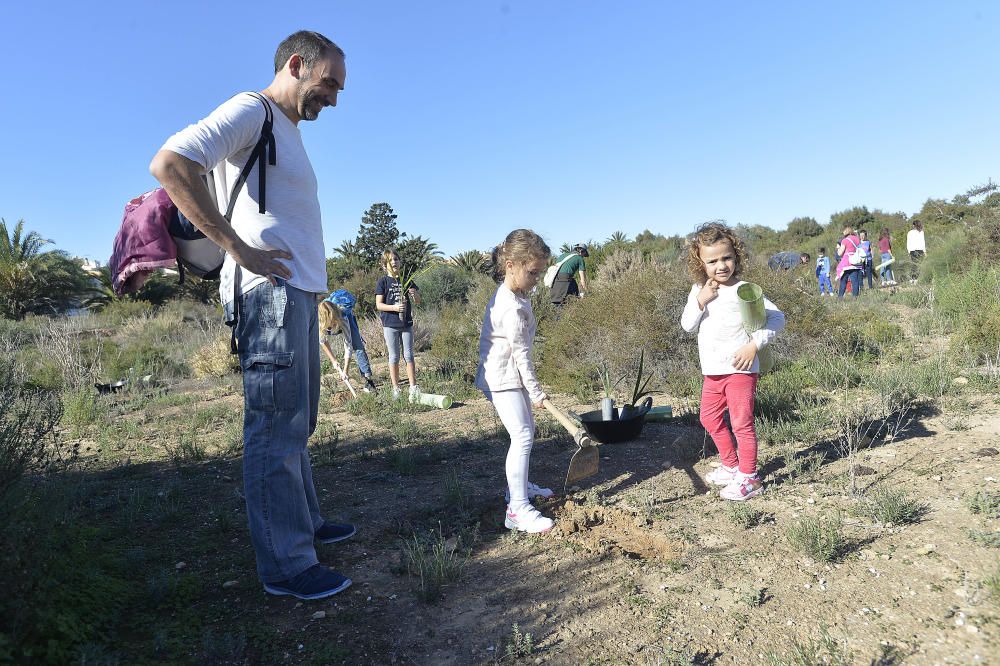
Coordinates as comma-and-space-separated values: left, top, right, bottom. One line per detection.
685, 221, 748, 284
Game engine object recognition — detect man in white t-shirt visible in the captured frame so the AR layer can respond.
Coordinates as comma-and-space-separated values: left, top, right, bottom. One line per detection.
149, 31, 354, 601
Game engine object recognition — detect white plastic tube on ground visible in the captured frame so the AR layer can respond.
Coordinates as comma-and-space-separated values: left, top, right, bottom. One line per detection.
409, 391, 453, 409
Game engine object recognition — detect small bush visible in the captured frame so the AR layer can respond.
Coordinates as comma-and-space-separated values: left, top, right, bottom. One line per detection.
854, 486, 928, 525
417, 264, 476, 308
783, 449, 826, 482
728, 503, 767, 529
966, 491, 1000, 519
190, 336, 240, 378
504, 623, 535, 659
786, 514, 846, 562
764, 624, 853, 666
968, 530, 1000, 548
402, 527, 471, 602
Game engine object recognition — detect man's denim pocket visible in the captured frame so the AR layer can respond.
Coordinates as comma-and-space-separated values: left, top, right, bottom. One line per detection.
259, 282, 288, 329
241, 352, 297, 412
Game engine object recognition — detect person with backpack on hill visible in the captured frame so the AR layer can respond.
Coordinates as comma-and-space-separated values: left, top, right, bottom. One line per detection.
835, 225, 863, 299
858, 229, 875, 290
149, 30, 356, 601
549, 244, 588, 306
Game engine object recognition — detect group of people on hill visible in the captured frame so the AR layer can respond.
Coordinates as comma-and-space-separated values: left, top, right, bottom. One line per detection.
150, 30, 785, 601
815, 220, 927, 298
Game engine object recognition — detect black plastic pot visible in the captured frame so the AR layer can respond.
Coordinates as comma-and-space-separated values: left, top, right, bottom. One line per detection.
578, 397, 652, 444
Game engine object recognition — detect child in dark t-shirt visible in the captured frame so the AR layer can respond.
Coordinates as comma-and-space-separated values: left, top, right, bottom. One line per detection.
374, 250, 421, 399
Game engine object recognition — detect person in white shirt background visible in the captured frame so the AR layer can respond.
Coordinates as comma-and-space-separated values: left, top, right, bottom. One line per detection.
680, 222, 785, 501
906, 219, 927, 284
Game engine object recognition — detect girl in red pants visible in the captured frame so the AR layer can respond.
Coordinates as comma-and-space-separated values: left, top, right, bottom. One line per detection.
680, 222, 785, 500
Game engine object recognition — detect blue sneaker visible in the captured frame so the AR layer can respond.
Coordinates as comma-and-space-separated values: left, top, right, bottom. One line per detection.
263, 564, 352, 600
315, 521, 357, 544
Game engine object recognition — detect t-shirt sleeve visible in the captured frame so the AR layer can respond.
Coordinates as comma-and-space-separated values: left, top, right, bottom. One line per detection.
375, 276, 388, 297
160, 93, 267, 172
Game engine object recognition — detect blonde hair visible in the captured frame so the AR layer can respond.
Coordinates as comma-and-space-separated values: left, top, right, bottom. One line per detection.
318, 301, 343, 334
491, 229, 551, 278
381, 249, 400, 275
685, 221, 748, 283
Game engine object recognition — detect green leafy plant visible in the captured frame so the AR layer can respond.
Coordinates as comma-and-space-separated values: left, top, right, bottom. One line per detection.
625, 349, 653, 407
598, 362, 624, 400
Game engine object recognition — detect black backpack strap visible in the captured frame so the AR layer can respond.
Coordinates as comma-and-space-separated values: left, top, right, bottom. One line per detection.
225, 92, 275, 220
227, 92, 276, 354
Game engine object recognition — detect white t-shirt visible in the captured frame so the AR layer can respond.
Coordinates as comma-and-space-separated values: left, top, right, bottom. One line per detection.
161, 92, 327, 302
906, 229, 925, 253
680, 281, 785, 375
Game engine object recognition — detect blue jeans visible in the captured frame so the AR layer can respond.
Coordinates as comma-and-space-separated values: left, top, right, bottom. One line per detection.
838, 269, 861, 298
818, 273, 834, 294
861, 260, 874, 289
225, 281, 324, 583
343, 311, 372, 377
879, 252, 895, 282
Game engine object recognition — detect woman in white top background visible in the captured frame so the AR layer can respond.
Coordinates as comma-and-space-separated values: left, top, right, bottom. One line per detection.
906, 219, 927, 284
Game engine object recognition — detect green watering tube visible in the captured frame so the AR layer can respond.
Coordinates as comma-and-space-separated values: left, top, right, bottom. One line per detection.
736, 282, 774, 373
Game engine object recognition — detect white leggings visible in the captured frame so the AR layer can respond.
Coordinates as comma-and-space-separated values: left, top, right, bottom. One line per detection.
486, 388, 535, 510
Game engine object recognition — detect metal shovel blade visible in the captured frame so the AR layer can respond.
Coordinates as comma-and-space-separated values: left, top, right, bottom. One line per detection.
565, 432, 600, 487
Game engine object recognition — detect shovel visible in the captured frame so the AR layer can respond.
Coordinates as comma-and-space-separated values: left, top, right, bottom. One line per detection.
543, 399, 599, 488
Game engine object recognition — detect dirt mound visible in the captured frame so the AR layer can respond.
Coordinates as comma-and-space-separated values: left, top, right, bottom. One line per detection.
548, 498, 684, 561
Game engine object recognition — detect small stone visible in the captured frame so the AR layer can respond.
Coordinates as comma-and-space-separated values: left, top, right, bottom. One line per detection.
175, 561, 187, 571
804, 584, 811, 589
952, 376, 969, 386
662, 461, 673, 469
295, 602, 303, 608
444, 537, 458, 554
954, 589, 967, 598
966, 625, 980, 634
932, 475, 942, 482
311, 611, 326, 620
916, 544, 936, 556
807, 498, 815, 504
222, 580, 238, 589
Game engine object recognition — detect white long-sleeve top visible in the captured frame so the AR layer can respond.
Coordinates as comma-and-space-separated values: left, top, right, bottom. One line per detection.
475, 284, 545, 402
680, 281, 785, 375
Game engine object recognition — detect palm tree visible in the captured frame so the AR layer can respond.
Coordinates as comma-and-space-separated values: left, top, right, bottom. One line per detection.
0, 219, 90, 319
450, 250, 487, 273
607, 231, 629, 245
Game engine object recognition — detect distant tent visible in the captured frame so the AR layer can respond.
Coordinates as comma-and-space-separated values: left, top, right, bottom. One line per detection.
768, 251, 802, 271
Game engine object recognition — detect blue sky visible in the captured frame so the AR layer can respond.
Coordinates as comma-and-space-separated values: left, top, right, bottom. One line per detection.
1, 1, 997, 262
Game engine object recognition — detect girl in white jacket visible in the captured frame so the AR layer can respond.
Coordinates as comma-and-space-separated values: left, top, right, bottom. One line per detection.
475, 229, 555, 533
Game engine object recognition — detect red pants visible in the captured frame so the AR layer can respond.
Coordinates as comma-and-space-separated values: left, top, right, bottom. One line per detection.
699, 373, 759, 475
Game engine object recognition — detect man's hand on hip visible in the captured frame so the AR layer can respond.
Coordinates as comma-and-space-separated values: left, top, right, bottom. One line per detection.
229, 244, 294, 285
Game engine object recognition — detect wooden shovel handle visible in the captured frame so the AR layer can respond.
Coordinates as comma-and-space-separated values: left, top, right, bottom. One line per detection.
542, 399, 579, 435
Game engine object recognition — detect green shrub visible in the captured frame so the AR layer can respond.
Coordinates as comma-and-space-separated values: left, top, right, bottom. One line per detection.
854, 486, 928, 525
427, 276, 493, 373
96, 299, 153, 326
417, 264, 476, 308
539, 261, 696, 396
920, 228, 968, 284
339, 267, 383, 318
786, 514, 846, 562
966, 491, 1000, 519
